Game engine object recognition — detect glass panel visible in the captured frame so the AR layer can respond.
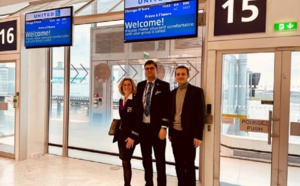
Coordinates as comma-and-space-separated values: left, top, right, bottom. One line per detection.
74, 3, 93, 16
112, 1, 124, 12
97, 0, 123, 13
0, 62, 15, 155
288, 51, 300, 186
220, 53, 274, 185
52, 21, 202, 179
49, 48, 64, 155
72, 2, 89, 12
68, 24, 92, 150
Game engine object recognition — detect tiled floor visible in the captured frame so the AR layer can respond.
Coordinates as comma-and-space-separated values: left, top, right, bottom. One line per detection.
0, 154, 201, 186
220, 157, 300, 186
1, 154, 300, 186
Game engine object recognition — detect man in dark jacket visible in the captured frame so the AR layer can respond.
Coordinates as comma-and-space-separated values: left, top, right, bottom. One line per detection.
127, 60, 170, 186
169, 65, 205, 186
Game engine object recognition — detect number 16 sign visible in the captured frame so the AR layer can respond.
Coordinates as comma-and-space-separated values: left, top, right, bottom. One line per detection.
0, 20, 17, 52
214, 0, 267, 36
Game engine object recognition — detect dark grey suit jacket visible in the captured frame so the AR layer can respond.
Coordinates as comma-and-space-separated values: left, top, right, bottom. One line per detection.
169, 84, 205, 140
130, 79, 170, 140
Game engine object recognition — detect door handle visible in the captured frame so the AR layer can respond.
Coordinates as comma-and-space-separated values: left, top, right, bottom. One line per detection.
268, 110, 280, 145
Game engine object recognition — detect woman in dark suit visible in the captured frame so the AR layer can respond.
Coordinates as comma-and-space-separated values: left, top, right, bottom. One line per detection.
113, 77, 137, 186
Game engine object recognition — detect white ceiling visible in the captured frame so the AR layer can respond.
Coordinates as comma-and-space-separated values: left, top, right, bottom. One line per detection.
0, 0, 94, 16
0, 0, 57, 7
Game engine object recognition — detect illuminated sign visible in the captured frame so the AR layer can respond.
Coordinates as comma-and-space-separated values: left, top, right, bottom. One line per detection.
124, 0, 198, 42
25, 7, 73, 48
274, 22, 298, 31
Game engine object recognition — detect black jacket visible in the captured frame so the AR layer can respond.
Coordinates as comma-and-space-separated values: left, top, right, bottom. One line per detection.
130, 79, 170, 140
113, 95, 136, 143
169, 84, 205, 140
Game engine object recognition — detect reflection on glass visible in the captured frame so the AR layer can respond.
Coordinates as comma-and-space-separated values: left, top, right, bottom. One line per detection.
221, 53, 274, 138
0, 62, 15, 154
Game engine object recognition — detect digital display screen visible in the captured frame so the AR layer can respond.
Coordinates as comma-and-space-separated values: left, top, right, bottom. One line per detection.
124, 0, 198, 43
25, 7, 73, 48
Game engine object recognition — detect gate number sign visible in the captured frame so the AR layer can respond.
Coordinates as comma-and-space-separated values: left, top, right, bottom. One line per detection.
0, 20, 17, 52
214, 0, 267, 36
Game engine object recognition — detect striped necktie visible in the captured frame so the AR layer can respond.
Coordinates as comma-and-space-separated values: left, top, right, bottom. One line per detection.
145, 82, 153, 116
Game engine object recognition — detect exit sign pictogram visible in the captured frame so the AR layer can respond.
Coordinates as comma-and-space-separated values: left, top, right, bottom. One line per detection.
274, 22, 298, 31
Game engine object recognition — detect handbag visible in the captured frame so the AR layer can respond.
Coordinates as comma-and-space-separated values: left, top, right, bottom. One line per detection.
108, 119, 121, 135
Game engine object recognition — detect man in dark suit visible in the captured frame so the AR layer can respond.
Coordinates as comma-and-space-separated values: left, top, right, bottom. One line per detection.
169, 66, 205, 186
127, 60, 170, 186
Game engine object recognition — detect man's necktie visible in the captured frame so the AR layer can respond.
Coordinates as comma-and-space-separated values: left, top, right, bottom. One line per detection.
145, 82, 153, 116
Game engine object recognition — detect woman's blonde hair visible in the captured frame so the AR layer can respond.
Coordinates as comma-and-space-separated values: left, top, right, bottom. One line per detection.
118, 77, 137, 96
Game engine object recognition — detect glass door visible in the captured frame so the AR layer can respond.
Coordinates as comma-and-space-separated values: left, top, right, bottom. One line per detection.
288, 51, 300, 185
217, 50, 300, 186
0, 62, 16, 157
218, 52, 278, 185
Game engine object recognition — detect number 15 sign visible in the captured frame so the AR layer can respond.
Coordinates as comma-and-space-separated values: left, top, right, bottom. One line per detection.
214, 0, 267, 36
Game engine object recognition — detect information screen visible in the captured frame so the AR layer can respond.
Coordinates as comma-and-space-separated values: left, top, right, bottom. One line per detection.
124, 0, 198, 43
25, 7, 73, 48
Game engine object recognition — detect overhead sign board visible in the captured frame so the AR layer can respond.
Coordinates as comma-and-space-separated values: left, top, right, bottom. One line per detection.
0, 20, 17, 52
214, 0, 267, 36
240, 119, 269, 133
124, 0, 198, 42
274, 22, 298, 31
25, 6, 73, 48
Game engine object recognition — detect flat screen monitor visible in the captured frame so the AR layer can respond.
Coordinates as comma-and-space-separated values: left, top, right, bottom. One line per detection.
124, 0, 198, 43
25, 6, 73, 48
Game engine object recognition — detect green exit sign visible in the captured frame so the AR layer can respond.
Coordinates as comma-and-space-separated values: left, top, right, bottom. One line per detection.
274, 22, 298, 31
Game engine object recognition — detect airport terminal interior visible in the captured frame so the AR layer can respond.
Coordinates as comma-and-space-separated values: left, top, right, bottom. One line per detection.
1, 0, 300, 185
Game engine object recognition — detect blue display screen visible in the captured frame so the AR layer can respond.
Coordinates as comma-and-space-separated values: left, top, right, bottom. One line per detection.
124, 0, 198, 42
25, 7, 73, 48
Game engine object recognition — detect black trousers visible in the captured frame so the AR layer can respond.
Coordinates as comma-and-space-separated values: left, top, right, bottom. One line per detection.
171, 128, 196, 186
140, 123, 166, 186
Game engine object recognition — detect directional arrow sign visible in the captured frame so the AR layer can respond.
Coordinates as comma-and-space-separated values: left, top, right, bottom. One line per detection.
187, 60, 199, 82
80, 64, 88, 83
117, 64, 127, 83
71, 64, 79, 83
128, 62, 138, 79
274, 22, 298, 31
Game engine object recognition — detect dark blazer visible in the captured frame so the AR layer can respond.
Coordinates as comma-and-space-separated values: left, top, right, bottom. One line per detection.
170, 84, 205, 140
113, 95, 136, 143
130, 79, 170, 140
